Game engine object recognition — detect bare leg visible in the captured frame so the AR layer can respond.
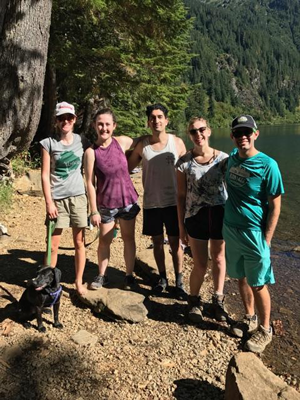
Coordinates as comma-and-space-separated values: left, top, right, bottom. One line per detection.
251, 285, 271, 329
152, 234, 166, 273
73, 227, 86, 295
119, 217, 136, 275
210, 239, 226, 294
238, 277, 255, 315
188, 237, 208, 296
45, 228, 63, 267
168, 235, 184, 275
98, 221, 115, 275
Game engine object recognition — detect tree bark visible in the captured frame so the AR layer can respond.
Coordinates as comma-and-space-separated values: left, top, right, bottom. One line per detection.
0, 0, 52, 162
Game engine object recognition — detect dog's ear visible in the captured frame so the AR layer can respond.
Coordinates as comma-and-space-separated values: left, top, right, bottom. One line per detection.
53, 268, 62, 285
36, 264, 50, 274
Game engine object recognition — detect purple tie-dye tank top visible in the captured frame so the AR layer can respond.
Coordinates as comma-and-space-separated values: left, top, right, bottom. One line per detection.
94, 137, 138, 209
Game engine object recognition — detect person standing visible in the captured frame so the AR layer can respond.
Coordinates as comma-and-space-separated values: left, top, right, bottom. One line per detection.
84, 108, 140, 290
128, 103, 187, 298
40, 102, 89, 296
177, 117, 228, 322
224, 114, 284, 353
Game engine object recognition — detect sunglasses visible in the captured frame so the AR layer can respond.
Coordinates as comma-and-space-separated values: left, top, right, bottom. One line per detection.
232, 128, 255, 138
189, 127, 207, 135
57, 114, 75, 122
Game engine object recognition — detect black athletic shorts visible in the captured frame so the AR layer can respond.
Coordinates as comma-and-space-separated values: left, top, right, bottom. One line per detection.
185, 205, 224, 240
143, 206, 179, 237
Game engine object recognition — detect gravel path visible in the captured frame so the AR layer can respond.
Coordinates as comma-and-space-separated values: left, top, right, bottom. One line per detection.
0, 172, 298, 399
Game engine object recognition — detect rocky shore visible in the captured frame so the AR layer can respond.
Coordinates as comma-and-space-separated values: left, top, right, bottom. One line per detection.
0, 171, 299, 399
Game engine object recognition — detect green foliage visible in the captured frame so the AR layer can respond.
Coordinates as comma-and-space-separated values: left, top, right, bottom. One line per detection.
50, 0, 192, 135
184, 0, 300, 126
0, 182, 13, 212
11, 150, 40, 177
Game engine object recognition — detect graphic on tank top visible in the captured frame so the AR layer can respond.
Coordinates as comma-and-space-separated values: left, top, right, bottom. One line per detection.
54, 151, 81, 180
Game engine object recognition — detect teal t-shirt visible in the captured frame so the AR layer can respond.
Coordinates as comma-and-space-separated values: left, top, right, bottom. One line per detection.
224, 148, 284, 230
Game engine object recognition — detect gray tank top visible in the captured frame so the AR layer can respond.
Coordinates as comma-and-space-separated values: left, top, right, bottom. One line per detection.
142, 134, 178, 209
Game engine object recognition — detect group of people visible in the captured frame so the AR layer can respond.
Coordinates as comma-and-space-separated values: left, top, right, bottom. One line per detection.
40, 102, 284, 354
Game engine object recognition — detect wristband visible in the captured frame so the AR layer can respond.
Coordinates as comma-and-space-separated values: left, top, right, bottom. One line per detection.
90, 211, 100, 217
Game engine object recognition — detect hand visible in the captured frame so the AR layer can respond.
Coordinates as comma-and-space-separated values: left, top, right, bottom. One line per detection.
179, 228, 189, 246
46, 201, 58, 219
91, 213, 101, 228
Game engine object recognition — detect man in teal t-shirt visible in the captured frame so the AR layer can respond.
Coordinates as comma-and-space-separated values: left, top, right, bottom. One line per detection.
223, 114, 284, 353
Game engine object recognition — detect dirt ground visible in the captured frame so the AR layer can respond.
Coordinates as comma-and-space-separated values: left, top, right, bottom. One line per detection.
0, 171, 299, 399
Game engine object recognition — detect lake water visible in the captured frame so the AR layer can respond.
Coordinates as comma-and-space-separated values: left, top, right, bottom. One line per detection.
181, 124, 300, 244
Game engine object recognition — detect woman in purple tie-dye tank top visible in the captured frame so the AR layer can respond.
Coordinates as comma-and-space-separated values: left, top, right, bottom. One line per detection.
85, 109, 140, 291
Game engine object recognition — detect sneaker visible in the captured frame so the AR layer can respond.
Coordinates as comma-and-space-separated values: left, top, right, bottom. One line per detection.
174, 283, 188, 300
230, 314, 258, 338
187, 295, 203, 323
89, 275, 107, 290
245, 325, 272, 353
123, 275, 138, 291
153, 278, 168, 293
212, 294, 228, 322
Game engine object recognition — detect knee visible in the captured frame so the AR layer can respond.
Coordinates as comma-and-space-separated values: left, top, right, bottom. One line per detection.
211, 252, 225, 266
152, 236, 164, 248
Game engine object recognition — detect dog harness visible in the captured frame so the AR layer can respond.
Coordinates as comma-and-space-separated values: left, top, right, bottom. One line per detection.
45, 285, 62, 307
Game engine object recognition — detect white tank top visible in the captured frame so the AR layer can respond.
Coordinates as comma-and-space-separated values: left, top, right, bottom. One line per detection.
142, 134, 179, 209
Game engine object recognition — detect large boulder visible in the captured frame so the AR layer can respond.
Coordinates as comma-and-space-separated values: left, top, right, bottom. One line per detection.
13, 169, 43, 196
225, 353, 300, 400
79, 288, 148, 323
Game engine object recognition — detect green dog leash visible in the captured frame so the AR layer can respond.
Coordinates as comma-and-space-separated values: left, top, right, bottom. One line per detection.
46, 220, 57, 266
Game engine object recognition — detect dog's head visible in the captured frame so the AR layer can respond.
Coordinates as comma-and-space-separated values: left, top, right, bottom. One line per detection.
29, 265, 62, 291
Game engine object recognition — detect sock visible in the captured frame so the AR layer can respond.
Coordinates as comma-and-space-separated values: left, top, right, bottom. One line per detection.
159, 271, 167, 281
175, 272, 183, 286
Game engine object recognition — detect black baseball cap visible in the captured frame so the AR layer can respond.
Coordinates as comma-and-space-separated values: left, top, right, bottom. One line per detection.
231, 115, 257, 131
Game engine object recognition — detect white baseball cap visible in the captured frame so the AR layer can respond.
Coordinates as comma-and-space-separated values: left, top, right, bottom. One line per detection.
55, 102, 76, 117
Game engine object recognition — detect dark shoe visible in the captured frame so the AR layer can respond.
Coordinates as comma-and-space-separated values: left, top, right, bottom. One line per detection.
175, 283, 188, 300
187, 295, 203, 323
89, 275, 107, 290
245, 325, 272, 353
153, 278, 168, 293
230, 314, 258, 338
123, 275, 138, 291
212, 294, 228, 322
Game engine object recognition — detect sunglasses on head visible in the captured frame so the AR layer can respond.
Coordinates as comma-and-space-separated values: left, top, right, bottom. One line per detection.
189, 127, 207, 135
57, 114, 75, 122
232, 127, 255, 138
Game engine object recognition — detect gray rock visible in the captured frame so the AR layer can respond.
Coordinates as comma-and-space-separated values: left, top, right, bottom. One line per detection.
71, 330, 98, 346
225, 353, 300, 400
80, 288, 148, 323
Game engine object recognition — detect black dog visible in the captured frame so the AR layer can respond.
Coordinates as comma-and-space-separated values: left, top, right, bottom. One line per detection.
18, 265, 63, 332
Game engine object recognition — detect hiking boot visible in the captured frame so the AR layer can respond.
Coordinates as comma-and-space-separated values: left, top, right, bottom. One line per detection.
123, 275, 138, 291
89, 275, 107, 290
245, 325, 272, 353
153, 278, 168, 293
174, 282, 188, 301
187, 295, 203, 323
230, 314, 258, 338
212, 294, 228, 322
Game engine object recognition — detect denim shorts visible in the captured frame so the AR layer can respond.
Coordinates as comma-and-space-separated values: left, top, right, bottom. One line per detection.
99, 202, 140, 224
222, 223, 275, 287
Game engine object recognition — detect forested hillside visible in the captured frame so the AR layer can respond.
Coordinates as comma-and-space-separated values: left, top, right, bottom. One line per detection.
184, 0, 300, 126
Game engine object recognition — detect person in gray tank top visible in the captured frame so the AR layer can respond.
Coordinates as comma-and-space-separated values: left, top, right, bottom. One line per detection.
40, 102, 89, 296
128, 103, 187, 298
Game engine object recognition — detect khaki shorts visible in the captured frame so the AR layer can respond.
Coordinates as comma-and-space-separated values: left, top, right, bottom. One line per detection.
54, 194, 88, 229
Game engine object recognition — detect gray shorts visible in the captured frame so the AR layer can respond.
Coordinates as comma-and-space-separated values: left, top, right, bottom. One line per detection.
99, 203, 140, 224
53, 194, 88, 229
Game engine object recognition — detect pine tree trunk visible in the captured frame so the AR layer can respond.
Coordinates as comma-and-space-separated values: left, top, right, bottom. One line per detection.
0, 0, 52, 164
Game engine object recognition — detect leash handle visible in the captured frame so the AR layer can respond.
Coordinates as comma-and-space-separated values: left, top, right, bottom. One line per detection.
46, 220, 56, 266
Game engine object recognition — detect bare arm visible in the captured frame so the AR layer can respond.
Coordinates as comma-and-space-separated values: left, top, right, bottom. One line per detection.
175, 136, 187, 158
265, 194, 281, 245
177, 169, 188, 245
127, 140, 143, 172
41, 147, 58, 219
84, 147, 101, 227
